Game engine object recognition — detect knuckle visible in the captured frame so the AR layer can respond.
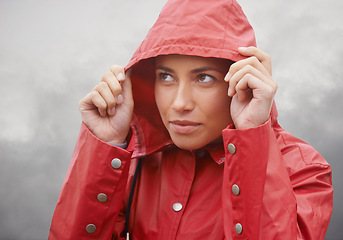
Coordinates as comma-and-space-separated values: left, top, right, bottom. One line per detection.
107, 95, 117, 106
99, 99, 108, 109
108, 99, 116, 107
102, 72, 115, 82
263, 54, 271, 64
243, 64, 254, 72
265, 53, 271, 61
109, 103, 117, 111
89, 91, 98, 100
79, 93, 90, 103
244, 73, 254, 79
229, 76, 239, 85
249, 56, 258, 63
273, 82, 278, 92
98, 81, 108, 91
91, 91, 106, 107
110, 64, 124, 73
112, 85, 122, 95
265, 85, 277, 97
229, 62, 238, 73
266, 86, 274, 95
103, 71, 113, 79
262, 87, 273, 99
78, 98, 84, 108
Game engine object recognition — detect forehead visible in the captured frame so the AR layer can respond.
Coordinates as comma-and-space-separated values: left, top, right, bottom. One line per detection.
155, 54, 232, 71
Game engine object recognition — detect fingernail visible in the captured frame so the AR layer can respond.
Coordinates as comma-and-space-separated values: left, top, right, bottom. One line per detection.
224, 72, 231, 81
110, 107, 116, 115
117, 94, 123, 104
117, 73, 125, 81
238, 47, 249, 51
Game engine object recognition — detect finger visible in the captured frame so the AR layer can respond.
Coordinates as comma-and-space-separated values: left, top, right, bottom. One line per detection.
122, 68, 134, 105
81, 91, 108, 117
93, 82, 117, 116
227, 64, 274, 97
101, 72, 124, 104
238, 47, 272, 75
225, 56, 270, 83
110, 65, 126, 82
235, 74, 276, 102
110, 65, 133, 105
234, 74, 259, 102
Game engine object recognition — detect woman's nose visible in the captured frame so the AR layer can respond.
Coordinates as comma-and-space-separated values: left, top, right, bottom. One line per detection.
172, 82, 194, 112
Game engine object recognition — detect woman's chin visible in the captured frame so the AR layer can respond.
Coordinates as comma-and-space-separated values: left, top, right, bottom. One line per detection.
171, 136, 219, 151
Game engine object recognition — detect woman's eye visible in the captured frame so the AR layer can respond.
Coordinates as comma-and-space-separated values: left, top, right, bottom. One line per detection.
198, 74, 215, 83
159, 73, 174, 82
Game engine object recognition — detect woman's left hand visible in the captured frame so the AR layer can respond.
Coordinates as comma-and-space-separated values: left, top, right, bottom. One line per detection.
225, 47, 278, 129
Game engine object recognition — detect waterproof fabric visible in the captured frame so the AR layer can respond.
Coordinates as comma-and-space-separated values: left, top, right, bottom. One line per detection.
125, 0, 256, 158
49, 0, 333, 239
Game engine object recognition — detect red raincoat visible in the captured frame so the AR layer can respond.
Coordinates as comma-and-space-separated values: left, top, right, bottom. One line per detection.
49, 0, 333, 239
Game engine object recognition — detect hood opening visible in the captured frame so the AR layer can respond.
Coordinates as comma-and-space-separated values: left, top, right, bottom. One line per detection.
124, 0, 265, 155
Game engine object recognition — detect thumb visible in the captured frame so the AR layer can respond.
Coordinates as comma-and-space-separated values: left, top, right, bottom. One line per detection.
109, 65, 133, 105
238, 47, 272, 76
122, 68, 133, 105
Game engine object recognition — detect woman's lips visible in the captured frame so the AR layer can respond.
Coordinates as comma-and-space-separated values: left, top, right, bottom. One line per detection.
170, 120, 201, 134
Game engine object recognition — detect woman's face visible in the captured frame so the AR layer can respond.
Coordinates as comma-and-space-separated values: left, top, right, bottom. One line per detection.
155, 54, 233, 150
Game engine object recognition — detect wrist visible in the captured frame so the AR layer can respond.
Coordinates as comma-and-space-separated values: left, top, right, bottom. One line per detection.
109, 141, 128, 149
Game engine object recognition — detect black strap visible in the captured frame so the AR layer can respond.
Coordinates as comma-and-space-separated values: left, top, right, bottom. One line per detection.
124, 158, 142, 237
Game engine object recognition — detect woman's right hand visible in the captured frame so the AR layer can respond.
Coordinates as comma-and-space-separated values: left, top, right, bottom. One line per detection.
79, 65, 134, 144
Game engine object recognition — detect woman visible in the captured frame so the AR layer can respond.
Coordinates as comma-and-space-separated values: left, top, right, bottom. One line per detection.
49, 0, 333, 239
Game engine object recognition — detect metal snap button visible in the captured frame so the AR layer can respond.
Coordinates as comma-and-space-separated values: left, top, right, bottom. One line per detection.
228, 143, 236, 154
172, 203, 183, 212
232, 184, 240, 196
86, 224, 96, 234
111, 158, 122, 169
235, 223, 243, 234
97, 193, 108, 203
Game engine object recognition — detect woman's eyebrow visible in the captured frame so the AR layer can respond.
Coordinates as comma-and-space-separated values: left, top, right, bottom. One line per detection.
156, 66, 175, 73
156, 66, 224, 73
191, 67, 224, 74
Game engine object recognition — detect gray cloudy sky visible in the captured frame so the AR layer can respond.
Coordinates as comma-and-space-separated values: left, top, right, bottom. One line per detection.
0, 0, 342, 239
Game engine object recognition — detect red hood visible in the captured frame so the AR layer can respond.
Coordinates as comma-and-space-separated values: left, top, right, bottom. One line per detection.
126, 0, 256, 69
125, 0, 277, 157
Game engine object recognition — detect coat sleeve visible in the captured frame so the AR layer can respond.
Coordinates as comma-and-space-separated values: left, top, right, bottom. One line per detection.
49, 123, 132, 240
221, 118, 333, 240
